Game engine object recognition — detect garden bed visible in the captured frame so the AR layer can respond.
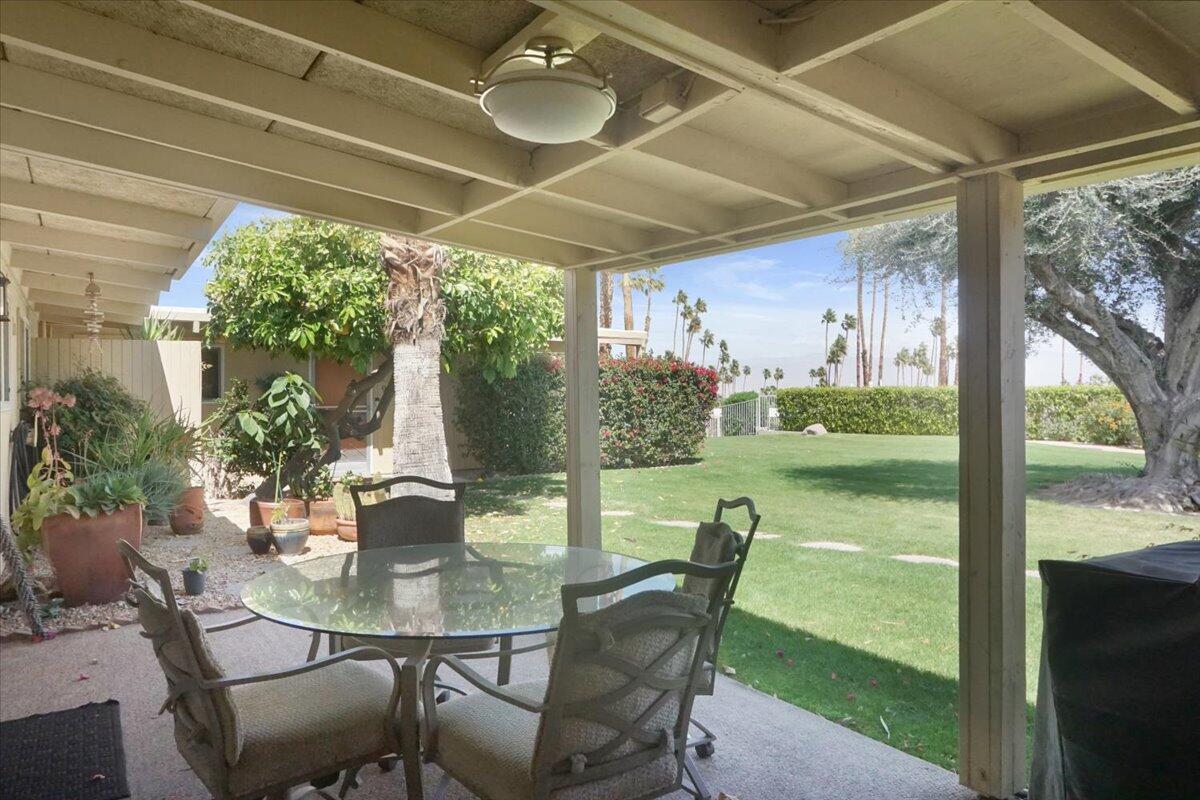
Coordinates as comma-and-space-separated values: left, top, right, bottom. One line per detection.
0, 498, 355, 640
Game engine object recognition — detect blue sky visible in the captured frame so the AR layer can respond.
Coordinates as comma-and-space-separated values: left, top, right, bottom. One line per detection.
165, 203, 1093, 387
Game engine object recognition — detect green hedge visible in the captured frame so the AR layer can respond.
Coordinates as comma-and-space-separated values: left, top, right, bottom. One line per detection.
723, 390, 758, 406
776, 385, 1140, 446
456, 354, 718, 474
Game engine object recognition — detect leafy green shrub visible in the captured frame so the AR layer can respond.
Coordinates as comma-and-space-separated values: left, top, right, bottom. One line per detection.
722, 390, 758, 406
456, 354, 719, 474
455, 354, 566, 475
41, 371, 146, 464
777, 387, 958, 435
777, 385, 1141, 446
599, 357, 719, 468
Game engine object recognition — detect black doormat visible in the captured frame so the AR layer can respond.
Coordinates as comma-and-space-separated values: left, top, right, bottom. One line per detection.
0, 699, 130, 800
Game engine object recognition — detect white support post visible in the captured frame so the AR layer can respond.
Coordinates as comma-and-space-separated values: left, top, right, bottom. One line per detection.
957, 172, 1026, 798
563, 267, 601, 549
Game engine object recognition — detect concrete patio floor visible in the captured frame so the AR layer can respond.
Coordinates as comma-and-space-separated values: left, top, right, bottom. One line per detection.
0, 610, 977, 800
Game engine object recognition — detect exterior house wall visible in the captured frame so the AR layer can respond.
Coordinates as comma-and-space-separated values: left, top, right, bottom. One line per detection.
0, 243, 38, 516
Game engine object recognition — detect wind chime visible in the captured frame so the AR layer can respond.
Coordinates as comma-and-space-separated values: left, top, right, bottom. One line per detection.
83, 272, 104, 355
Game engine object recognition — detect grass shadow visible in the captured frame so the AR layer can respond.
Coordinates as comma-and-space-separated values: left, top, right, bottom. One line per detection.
720, 607, 1035, 772
778, 459, 1131, 504
467, 474, 566, 516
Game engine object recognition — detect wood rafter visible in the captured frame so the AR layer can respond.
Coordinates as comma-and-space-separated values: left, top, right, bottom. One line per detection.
21, 271, 160, 306
0, 219, 190, 271
7, 250, 173, 291
1009, 0, 1200, 115
536, 0, 1016, 170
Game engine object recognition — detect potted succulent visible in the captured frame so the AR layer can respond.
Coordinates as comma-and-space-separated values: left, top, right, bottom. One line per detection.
332, 472, 361, 542
297, 466, 337, 536
13, 388, 147, 606
182, 556, 209, 595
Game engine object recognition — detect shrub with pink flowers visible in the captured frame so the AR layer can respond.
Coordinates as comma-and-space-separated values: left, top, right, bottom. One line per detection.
455, 354, 718, 474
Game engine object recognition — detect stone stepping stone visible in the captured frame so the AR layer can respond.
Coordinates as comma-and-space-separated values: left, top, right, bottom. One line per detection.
891, 554, 958, 566
542, 499, 567, 509
651, 520, 698, 528
799, 541, 863, 552
602, 510, 633, 517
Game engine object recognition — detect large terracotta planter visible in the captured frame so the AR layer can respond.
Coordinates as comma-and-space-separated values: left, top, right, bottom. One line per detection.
169, 486, 205, 535
305, 498, 337, 536
335, 518, 357, 542
41, 504, 143, 606
249, 497, 305, 528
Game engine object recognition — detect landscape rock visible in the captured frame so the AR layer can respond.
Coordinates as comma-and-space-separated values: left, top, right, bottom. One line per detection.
803, 424, 828, 436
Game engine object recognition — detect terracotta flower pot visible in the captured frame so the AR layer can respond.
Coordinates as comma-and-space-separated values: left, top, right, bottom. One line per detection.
169, 486, 206, 536
335, 518, 357, 542
305, 498, 337, 536
249, 497, 305, 528
41, 504, 143, 606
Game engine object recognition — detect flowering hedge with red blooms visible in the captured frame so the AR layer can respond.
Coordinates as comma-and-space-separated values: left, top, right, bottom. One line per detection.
455, 354, 719, 475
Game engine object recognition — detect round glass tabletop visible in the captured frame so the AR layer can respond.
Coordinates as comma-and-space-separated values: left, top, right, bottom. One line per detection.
241, 542, 675, 639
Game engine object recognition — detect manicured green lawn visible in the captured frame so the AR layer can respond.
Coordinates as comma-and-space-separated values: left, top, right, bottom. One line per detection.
462, 434, 1194, 772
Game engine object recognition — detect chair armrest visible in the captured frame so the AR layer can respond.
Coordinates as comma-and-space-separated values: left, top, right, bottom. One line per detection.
203, 645, 402, 691
202, 615, 264, 633
426, 654, 546, 713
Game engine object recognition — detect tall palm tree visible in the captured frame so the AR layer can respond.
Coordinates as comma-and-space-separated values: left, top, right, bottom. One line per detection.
730, 359, 740, 392
773, 366, 784, 388
700, 329, 714, 366
742, 364, 751, 391
381, 235, 451, 484
821, 308, 837, 373
762, 367, 771, 388
839, 314, 856, 386
671, 290, 688, 354
629, 269, 664, 341
808, 368, 818, 386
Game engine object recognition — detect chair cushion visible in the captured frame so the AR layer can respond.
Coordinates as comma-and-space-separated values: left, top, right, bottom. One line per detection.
681, 521, 739, 600
180, 611, 243, 766
436, 681, 544, 800
226, 659, 396, 797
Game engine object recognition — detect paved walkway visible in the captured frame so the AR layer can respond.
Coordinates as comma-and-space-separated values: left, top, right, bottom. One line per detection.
0, 610, 976, 800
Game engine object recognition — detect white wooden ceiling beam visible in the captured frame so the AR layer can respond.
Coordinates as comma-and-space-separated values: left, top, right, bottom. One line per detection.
545, 173, 736, 235
638, 126, 849, 209
483, 10, 602, 76
777, 1, 966, 75
29, 288, 149, 318
474, 202, 653, 254
0, 63, 463, 217
180, 0, 483, 102
538, 0, 1016, 169
430, 220, 599, 268
0, 0, 530, 187
0, 109, 422, 236
9, 250, 173, 291
1008, 0, 1199, 115
0, 178, 215, 243
0, 220, 190, 271
22, 272, 160, 306
34, 303, 144, 327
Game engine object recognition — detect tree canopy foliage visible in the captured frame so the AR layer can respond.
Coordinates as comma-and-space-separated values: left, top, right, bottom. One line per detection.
204, 216, 563, 378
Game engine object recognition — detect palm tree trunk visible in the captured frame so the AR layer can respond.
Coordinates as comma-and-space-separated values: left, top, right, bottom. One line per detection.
622, 275, 637, 357
937, 279, 949, 385
877, 279, 889, 386
855, 261, 864, 387
866, 275, 877, 386
392, 338, 451, 484
599, 271, 613, 357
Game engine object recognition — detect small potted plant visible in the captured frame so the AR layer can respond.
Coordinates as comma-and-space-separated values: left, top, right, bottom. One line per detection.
245, 525, 273, 555
297, 465, 337, 536
182, 556, 208, 595
267, 457, 309, 555
332, 472, 362, 542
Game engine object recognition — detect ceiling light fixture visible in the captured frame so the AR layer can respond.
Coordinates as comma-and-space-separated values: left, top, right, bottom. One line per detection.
474, 37, 616, 144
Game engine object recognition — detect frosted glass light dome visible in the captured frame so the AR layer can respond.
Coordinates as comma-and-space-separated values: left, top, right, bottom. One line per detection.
479, 68, 617, 144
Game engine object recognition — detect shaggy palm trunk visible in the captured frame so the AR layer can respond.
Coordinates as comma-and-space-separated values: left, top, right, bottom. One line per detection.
391, 338, 451, 483
381, 235, 452, 489
621, 276, 637, 358
599, 271, 613, 356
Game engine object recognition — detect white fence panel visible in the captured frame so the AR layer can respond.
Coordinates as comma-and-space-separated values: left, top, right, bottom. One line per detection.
31, 339, 202, 425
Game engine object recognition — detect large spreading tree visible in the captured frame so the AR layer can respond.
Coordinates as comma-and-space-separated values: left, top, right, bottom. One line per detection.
205, 216, 562, 489
842, 166, 1199, 500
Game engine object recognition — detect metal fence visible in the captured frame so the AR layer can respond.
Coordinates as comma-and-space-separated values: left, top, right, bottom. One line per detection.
708, 394, 778, 437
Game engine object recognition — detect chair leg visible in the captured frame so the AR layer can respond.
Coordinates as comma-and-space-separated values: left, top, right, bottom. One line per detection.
497, 635, 512, 686
338, 767, 361, 799
687, 717, 717, 758
683, 753, 713, 800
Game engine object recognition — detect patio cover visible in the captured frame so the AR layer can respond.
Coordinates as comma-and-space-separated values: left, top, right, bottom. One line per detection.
1, 2, 1197, 796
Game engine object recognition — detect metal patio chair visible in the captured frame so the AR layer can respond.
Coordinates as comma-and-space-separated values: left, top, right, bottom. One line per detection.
677, 497, 759, 796
118, 540, 403, 800
337, 475, 512, 687
419, 557, 737, 800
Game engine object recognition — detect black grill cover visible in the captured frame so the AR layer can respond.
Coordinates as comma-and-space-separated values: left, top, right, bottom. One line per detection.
1039, 541, 1200, 800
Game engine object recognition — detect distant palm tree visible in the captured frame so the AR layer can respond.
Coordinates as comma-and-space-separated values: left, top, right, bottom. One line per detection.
808, 368, 818, 386
730, 359, 740, 392
742, 364, 751, 391
828, 336, 847, 385
821, 308, 837, 374
773, 367, 784, 388
762, 367, 771, 388
672, 290, 688, 354
840, 314, 856, 387
700, 329, 715, 365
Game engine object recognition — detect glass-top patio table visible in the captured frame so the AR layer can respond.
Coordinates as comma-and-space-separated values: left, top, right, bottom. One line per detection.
240, 542, 674, 796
